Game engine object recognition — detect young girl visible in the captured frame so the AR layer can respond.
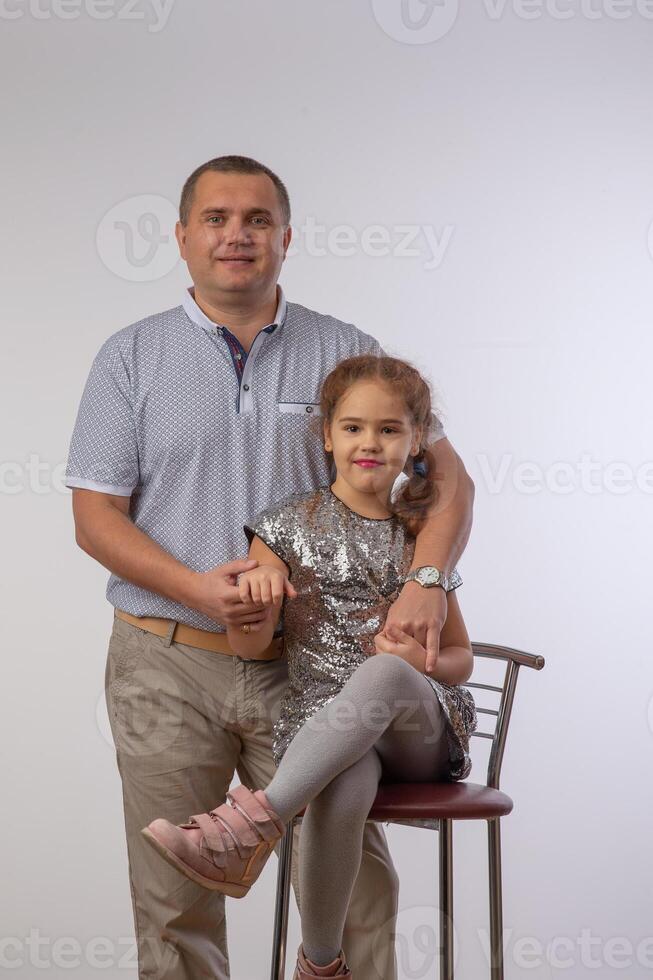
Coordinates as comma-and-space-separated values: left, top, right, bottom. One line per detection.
143, 354, 477, 979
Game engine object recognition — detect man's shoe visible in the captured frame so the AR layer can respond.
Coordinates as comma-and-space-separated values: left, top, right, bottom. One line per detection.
293, 945, 352, 978
141, 785, 285, 897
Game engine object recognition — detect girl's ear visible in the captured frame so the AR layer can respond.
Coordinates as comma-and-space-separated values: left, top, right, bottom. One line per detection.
411, 426, 423, 456
323, 420, 332, 452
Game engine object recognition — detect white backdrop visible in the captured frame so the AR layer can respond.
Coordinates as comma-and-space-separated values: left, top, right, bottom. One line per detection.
1, 1, 652, 977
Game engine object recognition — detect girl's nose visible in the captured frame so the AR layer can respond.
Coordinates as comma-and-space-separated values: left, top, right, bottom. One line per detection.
359, 438, 381, 453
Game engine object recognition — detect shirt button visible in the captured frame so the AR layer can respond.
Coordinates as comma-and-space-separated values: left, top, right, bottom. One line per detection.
306, 405, 313, 413
235, 352, 242, 360
243, 384, 250, 391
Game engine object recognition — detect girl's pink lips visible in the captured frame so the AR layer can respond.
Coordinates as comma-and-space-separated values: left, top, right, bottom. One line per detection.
355, 460, 383, 468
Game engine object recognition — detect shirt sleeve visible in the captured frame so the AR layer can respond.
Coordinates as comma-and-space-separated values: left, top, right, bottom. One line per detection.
243, 501, 296, 577
357, 331, 447, 444
65, 339, 139, 496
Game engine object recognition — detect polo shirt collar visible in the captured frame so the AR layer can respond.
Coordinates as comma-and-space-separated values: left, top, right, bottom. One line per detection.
182, 284, 287, 334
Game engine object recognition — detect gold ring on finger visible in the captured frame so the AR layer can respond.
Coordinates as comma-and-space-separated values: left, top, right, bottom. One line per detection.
241, 624, 251, 634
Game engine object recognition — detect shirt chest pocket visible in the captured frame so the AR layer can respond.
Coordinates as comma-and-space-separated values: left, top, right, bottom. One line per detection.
277, 401, 322, 417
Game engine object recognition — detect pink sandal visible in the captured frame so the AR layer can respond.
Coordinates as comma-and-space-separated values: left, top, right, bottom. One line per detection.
141, 785, 285, 898
293, 946, 352, 978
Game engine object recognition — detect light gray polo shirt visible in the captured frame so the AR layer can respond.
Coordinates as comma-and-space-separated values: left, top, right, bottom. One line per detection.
65, 285, 445, 631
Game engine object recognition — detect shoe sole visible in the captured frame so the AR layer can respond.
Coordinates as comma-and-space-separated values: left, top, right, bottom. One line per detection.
140, 828, 249, 898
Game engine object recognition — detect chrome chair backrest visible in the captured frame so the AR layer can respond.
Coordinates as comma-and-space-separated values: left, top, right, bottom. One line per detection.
462, 643, 545, 789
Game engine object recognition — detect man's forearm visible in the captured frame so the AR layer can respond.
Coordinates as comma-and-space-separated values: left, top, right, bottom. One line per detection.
412, 441, 474, 574
76, 505, 198, 609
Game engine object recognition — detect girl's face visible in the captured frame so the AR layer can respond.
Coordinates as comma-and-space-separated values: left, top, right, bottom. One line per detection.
324, 380, 421, 505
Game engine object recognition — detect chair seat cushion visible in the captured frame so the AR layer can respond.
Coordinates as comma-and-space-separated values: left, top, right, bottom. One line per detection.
369, 782, 514, 821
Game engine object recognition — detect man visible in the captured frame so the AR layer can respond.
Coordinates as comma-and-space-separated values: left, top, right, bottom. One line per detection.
66, 155, 474, 979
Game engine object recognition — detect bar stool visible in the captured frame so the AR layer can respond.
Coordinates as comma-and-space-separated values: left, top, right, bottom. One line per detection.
270, 642, 545, 980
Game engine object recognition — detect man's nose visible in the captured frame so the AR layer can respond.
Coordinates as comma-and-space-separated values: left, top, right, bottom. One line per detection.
224, 220, 253, 244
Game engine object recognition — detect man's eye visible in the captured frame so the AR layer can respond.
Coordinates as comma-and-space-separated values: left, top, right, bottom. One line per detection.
207, 216, 223, 223
251, 217, 268, 225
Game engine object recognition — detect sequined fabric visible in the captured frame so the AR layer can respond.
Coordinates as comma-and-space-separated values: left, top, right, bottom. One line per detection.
244, 485, 477, 782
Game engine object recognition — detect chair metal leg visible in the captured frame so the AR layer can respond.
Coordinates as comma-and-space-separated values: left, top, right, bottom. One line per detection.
438, 818, 454, 980
487, 818, 505, 980
270, 822, 295, 980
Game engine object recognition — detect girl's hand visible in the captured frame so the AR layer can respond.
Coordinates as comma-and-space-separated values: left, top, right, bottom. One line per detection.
374, 624, 428, 672
237, 564, 297, 607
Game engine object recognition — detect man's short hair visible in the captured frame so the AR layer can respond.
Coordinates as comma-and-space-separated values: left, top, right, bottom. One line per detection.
179, 155, 291, 227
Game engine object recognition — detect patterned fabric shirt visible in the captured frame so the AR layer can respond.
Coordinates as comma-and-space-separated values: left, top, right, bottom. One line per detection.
65, 285, 446, 631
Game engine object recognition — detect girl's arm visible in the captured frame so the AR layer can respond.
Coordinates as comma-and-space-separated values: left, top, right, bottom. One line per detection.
225, 535, 293, 658
375, 590, 473, 685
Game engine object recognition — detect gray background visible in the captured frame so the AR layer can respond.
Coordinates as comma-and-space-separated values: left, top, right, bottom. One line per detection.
1, 1, 652, 977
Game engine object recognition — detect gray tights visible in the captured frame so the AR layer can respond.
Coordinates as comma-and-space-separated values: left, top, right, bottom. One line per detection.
264, 653, 451, 967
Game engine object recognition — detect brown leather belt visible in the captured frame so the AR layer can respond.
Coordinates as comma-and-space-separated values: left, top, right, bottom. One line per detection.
114, 609, 284, 660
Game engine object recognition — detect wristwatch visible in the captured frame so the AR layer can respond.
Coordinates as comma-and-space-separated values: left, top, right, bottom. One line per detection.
403, 565, 458, 591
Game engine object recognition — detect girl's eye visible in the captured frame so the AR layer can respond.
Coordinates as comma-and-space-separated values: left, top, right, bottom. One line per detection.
343, 425, 397, 434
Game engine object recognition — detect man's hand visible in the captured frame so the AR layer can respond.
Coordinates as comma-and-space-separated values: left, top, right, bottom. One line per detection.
384, 581, 447, 675
188, 558, 273, 629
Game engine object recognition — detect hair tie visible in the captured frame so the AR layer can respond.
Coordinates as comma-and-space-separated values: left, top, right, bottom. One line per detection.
413, 454, 428, 477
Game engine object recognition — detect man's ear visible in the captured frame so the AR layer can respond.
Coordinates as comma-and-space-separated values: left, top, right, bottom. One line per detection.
175, 220, 187, 260
282, 224, 292, 259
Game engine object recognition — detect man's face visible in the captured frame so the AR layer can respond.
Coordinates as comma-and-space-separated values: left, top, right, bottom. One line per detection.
175, 170, 292, 301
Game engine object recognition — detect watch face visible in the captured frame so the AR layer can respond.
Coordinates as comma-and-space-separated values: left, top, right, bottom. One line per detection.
418, 567, 441, 586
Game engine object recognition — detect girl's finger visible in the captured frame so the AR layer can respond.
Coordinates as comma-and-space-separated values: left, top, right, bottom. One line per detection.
386, 624, 409, 643
285, 582, 298, 600
260, 579, 272, 605
374, 633, 395, 653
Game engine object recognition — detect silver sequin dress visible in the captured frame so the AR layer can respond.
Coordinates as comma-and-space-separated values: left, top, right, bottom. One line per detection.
244, 485, 477, 781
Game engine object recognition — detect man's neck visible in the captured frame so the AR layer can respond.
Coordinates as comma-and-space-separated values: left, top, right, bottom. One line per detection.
191, 285, 279, 340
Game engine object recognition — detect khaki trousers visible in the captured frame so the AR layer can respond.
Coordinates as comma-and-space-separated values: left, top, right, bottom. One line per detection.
105, 612, 399, 979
